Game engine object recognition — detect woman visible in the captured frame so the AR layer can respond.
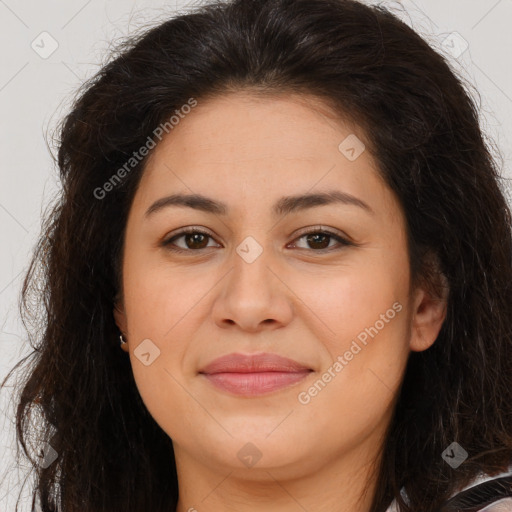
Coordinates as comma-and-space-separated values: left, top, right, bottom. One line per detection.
2, 0, 511, 510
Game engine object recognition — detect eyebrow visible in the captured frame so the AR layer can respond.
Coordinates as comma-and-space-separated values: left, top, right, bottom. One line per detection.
144, 190, 374, 218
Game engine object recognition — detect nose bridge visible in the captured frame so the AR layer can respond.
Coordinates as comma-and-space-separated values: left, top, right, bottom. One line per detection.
229, 234, 275, 300
212, 232, 293, 330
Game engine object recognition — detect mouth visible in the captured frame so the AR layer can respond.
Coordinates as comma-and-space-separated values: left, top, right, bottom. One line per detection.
198, 352, 313, 397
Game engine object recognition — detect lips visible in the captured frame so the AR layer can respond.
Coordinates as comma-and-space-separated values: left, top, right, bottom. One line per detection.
199, 353, 313, 396
200, 352, 312, 374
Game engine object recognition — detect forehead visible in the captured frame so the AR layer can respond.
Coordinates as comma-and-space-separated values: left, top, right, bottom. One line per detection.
133, 91, 399, 222
147, 91, 367, 167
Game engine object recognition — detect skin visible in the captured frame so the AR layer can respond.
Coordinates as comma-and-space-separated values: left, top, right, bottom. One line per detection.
114, 91, 447, 512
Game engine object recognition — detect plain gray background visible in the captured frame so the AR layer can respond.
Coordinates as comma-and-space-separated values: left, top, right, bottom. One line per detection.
1, 0, 511, 509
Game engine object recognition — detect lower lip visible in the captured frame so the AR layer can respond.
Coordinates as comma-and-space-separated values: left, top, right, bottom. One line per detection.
202, 371, 311, 396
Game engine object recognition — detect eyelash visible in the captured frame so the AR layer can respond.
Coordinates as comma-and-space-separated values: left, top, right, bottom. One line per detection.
160, 226, 354, 254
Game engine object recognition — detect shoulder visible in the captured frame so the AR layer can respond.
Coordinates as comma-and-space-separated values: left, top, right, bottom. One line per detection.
385, 464, 512, 512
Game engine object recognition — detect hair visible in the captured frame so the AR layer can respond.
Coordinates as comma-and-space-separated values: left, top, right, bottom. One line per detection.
2, 0, 512, 510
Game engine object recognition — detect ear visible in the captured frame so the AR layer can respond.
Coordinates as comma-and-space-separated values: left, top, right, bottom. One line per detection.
409, 273, 449, 352
113, 300, 129, 352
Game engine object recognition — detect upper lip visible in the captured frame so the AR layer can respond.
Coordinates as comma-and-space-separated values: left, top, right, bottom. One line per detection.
199, 352, 312, 374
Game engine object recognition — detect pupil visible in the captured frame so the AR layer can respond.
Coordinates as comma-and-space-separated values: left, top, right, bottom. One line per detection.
307, 233, 329, 249
187, 233, 207, 249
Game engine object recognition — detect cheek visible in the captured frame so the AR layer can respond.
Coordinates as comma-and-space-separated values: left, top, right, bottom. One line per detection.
296, 256, 408, 354
295, 315, 409, 452
121, 253, 221, 435
122, 244, 209, 340
292, 258, 410, 412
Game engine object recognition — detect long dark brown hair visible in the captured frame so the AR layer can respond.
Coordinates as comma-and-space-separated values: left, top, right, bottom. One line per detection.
2, 0, 512, 510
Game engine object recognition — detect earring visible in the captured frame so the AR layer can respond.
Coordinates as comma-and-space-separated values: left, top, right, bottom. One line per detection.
119, 334, 127, 347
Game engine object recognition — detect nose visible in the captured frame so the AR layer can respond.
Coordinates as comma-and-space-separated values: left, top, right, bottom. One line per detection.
211, 243, 294, 333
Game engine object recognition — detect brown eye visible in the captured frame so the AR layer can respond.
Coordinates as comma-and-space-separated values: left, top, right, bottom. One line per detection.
289, 229, 353, 252
161, 226, 353, 254
161, 229, 220, 252
181, 232, 210, 249
304, 233, 332, 250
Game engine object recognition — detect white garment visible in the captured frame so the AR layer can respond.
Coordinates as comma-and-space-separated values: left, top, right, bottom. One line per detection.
385, 464, 512, 512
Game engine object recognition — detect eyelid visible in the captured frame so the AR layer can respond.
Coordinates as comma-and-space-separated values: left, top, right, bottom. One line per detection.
165, 225, 217, 240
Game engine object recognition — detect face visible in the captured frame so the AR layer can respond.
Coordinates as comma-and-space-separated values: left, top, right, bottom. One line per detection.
114, 91, 446, 482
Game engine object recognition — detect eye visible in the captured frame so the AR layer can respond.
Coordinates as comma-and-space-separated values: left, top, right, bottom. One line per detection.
288, 227, 354, 252
161, 226, 354, 253
161, 227, 220, 252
